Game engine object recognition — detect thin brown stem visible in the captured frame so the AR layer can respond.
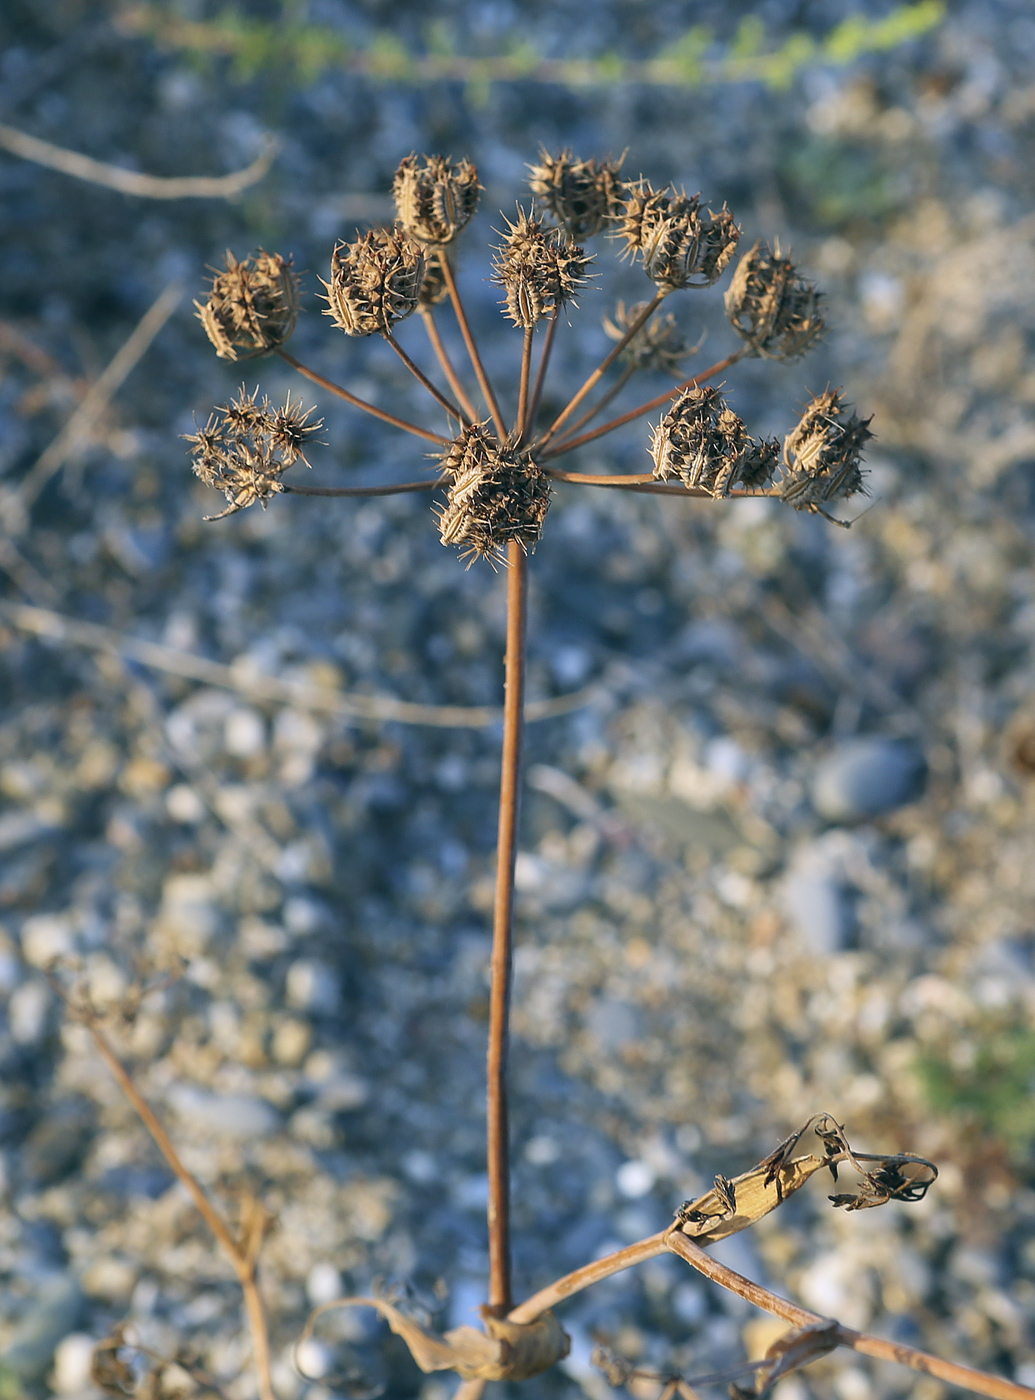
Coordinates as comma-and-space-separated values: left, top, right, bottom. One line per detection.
666, 1232, 1035, 1400
420, 306, 481, 423
79, 1015, 275, 1400
277, 350, 449, 446
525, 308, 559, 443
383, 329, 468, 426
542, 348, 748, 459
487, 540, 528, 1313
440, 254, 508, 439
508, 1233, 670, 1324
282, 479, 438, 497
535, 291, 664, 448
545, 468, 775, 498
516, 325, 534, 445
548, 360, 636, 447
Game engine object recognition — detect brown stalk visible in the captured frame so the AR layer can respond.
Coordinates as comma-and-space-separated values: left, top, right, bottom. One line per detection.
75, 1011, 275, 1400
440, 253, 508, 438
420, 307, 482, 423
666, 1233, 1035, 1400
282, 480, 439, 497
535, 291, 664, 448
277, 350, 449, 446
516, 325, 534, 445
542, 347, 747, 459
524, 307, 559, 442
383, 329, 469, 426
487, 539, 528, 1312
507, 1233, 670, 1324
549, 360, 636, 444
546, 468, 774, 498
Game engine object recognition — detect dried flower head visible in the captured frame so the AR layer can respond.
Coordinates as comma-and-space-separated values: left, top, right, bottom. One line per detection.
778, 388, 871, 514
185, 387, 320, 520
392, 154, 482, 247
322, 227, 425, 337
725, 242, 825, 360
196, 250, 299, 361
436, 422, 551, 564
615, 181, 740, 291
527, 148, 626, 240
492, 209, 592, 329
603, 299, 694, 376
651, 386, 776, 498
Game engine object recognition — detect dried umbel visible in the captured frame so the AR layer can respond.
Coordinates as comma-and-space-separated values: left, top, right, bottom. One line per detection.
392, 153, 481, 247
185, 387, 320, 520
527, 148, 626, 241
616, 181, 740, 292
725, 242, 825, 360
651, 386, 778, 498
436, 422, 551, 564
492, 210, 592, 328
323, 227, 425, 337
196, 250, 299, 361
603, 300, 693, 376
779, 388, 871, 513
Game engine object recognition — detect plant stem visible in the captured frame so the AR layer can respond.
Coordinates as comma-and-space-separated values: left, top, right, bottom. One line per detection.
525, 308, 558, 444
420, 306, 481, 423
487, 539, 528, 1313
545, 468, 775, 497
516, 325, 534, 445
666, 1233, 1035, 1400
383, 329, 468, 425
283, 480, 438, 497
507, 1232, 670, 1324
277, 350, 449, 446
535, 292, 664, 448
440, 254, 508, 439
541, 348, 747, 459
547, 361, 636, 447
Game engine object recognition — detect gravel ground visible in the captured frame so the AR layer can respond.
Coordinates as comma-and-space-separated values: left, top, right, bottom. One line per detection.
3, 2, 1035, 1398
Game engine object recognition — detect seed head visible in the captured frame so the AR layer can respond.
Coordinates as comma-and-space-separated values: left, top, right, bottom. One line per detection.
650, 386, 775, 498
725, 242, 825, 360
603, 300, 693, 376
778, 388, 871, 513
615, 181, 740, 292
436, 422, 551, 565
492, 209, 592, 329
196, 250, 299, 361
323, 227, 425, 337
527, 148, 626, 240
417, 253, 450, 309
184, 387, 321, 520
392, 154, 482, 247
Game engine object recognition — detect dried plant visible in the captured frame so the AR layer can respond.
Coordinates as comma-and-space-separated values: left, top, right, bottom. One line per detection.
68, 149, 1033, 1400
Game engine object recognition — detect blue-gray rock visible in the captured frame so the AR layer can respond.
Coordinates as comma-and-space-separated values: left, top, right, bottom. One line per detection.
812, 738, 926, 823
167, 1087, 281, 1140
0, 1275, 83, 1381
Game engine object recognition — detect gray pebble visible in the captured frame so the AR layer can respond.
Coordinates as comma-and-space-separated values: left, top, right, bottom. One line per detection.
0, 1275, 83, 1380
812, 738, 925, 822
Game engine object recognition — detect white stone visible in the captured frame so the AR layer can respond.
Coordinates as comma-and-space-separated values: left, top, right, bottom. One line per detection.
52, 1332, 96, 1394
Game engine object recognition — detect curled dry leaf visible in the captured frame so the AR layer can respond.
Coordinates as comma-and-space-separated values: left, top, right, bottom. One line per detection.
301, 1297, 569, 1382
731, 1320, 841, 1399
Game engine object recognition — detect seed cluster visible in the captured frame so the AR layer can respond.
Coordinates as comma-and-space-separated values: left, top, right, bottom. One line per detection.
779, 389, 871, 512
185, 388, 320, 520
603, 300, 693, 376
393, 154, 482, 247
651, 387, 778, 498
725, 242, 825, 360
196, 251, 299, 361
616, 181, 741, 292
492, 210, 592, 328
437, 423, 551, 564
527, 148, 626, 241
323, 228, 425, 337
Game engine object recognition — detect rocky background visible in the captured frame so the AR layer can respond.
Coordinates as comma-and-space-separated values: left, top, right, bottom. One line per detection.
2, 1, 1035, 1397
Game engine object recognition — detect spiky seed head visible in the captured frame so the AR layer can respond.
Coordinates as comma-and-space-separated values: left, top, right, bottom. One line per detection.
492, 209, 592, 328
778, 388, 871, 512
614, 181, 740, 292
184, 387, 321, 520
392, 154, 482, 247
436, 422, 551, 565
603, 300, 693, 376
322, 227, 425, 337
725, 242, 825, 360
196, 250, 300, 361
527, 148, 626, 240
650, 386, 774, 498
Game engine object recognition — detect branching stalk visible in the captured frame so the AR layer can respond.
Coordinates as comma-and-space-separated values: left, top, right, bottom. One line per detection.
277, 350, 449, 446
282, 480, 439, 497
487, 540, 528, 1312
548, 360, 636, 444
545, 468, 775, 497
525, 308, 559, 444
420, 306, 481, 423
383, 329, 469, 426
440, 254, 508, 438
516, 326, 534, 445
